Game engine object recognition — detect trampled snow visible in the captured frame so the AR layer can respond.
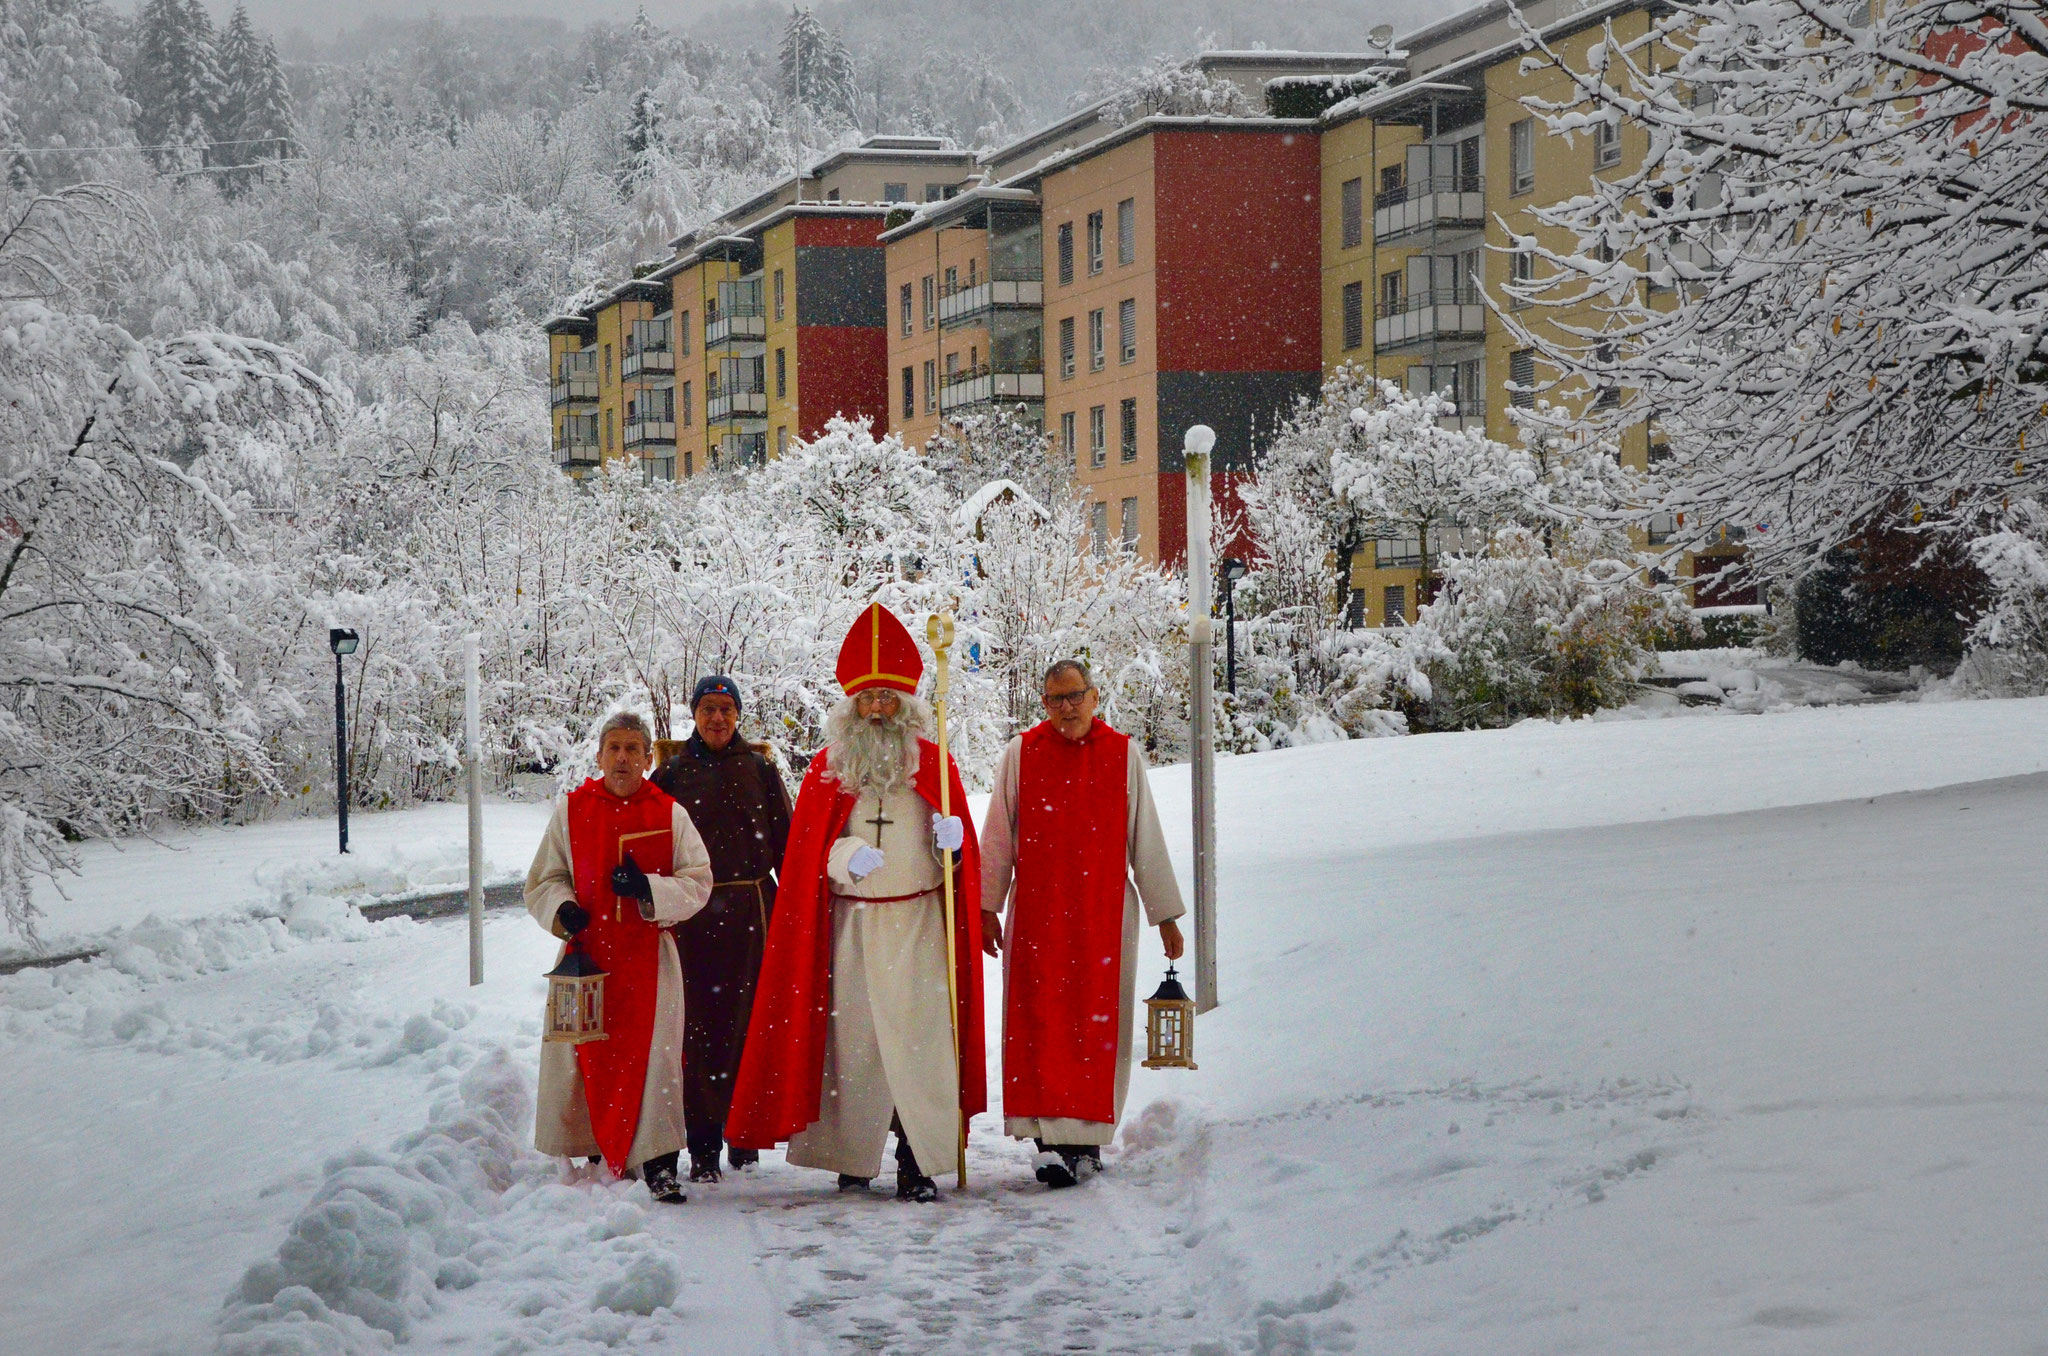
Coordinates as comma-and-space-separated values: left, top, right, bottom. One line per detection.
4, 697, 2047, 1352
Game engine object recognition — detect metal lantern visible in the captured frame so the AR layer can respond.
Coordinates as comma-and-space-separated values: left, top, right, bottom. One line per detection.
1141, 966, 1198, 1070
544, 942, 609, 1045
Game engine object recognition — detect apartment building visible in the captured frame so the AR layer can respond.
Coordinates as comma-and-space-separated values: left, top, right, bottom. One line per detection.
546, 277, 674, 481
1318, 0, 1730, 625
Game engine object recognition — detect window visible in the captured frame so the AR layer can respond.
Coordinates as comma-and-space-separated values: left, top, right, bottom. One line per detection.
1345, 588, 1365, 629
1119, 298, 1137, 363
900, 283, 912, 336
825, 187, 840, 202
683, 450, 693, 478
1510, 347, 1536, 408
1086, 210, 1104, 274
1117, 197, 1135, 266
1088, 404, 1106, 468
1059, 317, 1076, 379
944, 265, 957, 295
884, 181, 908, 202
902, 366, 915, 418
605, 408, 614, 451
922, 275, 935, 329
922, 359, 937, 413
1120, 497, 1140, 552
1381, 270, 1402, 315
1119, 398, 1137, 462
1057, 223, 1074, 286
775, 347, 786, 399
1511, 118, 1535, 194
681, 380, 692, 426
1341, 282, 1364, 350
924, 182, 946, 202
1061, 410, 1077, 464
1511, 247, 1534, 299
773, 268, 785, 321
1088, 309, 1104, 371
1340, 177, 1363, 249
1090, 501, 1110, 557
1379, 164, 1403, 197
1594, 116, 1621, 169
1595, 342, 1620, 408
776, 425, 788, 456
1382, 585, 1407, 626
967, 257, 977, 289
678, 311, 691, 355
603, 344, 612, 383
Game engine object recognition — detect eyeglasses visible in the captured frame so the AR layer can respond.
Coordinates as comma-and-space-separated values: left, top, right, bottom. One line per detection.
854, 690, 901, 709
1042, 688, 1094, 710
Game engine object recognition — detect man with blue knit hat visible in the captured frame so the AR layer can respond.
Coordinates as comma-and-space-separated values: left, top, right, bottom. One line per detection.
651, 674, 793, 1182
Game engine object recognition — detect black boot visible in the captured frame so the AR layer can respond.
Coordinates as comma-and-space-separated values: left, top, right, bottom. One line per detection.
641, 1151, 687, 1204
837, 1173, 874, 1193
895, 1133, 939, 1202
688, 1152, 722, 1184
728, 1146, 759, 1172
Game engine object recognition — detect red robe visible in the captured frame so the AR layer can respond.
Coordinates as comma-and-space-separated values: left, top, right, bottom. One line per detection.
726, 740, 986, 1149
564, 777, 679, 1175
1002, 719, 1132, 1125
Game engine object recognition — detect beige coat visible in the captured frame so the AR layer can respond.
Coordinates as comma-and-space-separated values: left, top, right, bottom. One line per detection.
784, 781, 961, 1180
979, 733, 1185, 1146
524, 793, 714, 1170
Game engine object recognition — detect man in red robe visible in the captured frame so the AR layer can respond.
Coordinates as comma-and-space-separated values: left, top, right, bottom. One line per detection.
727, 603, 984, 1202
979, 658, 1185, 1188
525, 712, 714, 1202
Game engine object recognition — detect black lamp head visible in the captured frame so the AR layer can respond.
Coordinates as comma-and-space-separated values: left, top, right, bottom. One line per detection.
329, 627, 360, 656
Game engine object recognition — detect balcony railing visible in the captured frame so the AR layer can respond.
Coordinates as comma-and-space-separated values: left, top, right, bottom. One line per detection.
622, 347, 674, 380
554, 435, 601, 469
718, 431, 767, 466
1436, 399, 1486, 429
1374, 287, 1486, 349
707, 390, 767, 422
624, 418, 676, 448
938, 279, 1044, 328
706, 306, 766, 348
551, 352, 598, 407
1373, 175, 1485, 242
938, 367, 1045, 413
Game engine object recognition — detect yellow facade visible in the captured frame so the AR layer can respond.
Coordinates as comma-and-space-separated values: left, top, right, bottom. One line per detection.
761, 218, 798, 459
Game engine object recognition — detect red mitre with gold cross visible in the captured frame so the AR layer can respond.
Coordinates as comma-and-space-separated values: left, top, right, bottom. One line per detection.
835, 603, 923, 696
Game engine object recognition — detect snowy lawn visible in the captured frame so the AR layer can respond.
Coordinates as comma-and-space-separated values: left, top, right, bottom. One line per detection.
4, 697, 2047, 1353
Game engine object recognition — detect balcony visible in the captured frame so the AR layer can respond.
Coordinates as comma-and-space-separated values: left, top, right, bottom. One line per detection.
1436, 399, 1486, 432
939, 367, 1045, 414
622, 348, 674, 380
707, 390, 767, 422
939, 279, 1044, 328
554, 428, 600, 469
1374, 175, 1485, 243
705, 306, 766, 349
1375, 287, 1486, 350
550, 352, 597, 407
624, 418, 676, 448
718, 431, 767, 466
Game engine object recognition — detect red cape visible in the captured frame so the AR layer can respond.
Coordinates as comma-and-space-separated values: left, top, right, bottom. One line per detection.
725, 740, 986, 1150
1002, 720, 1131, 1124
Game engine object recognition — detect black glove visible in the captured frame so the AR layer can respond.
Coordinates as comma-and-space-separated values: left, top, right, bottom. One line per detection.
556, 901, 590, 936
612, 854, 653, 903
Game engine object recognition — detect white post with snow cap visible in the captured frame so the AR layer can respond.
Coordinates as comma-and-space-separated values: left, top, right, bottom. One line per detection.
465, 633, 484, 987
1184, 424, 1219, 1014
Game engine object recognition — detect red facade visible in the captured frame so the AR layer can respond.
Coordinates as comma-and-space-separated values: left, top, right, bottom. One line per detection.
796, 325, 890, 440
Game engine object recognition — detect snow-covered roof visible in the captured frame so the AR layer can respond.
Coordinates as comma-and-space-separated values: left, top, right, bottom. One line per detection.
953, 479, 1050, 529
877, 185, 1039, 244
1009, 114, 1320, 189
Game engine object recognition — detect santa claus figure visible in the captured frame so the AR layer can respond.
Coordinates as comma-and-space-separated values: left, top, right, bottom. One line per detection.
726, 603, 984, 1201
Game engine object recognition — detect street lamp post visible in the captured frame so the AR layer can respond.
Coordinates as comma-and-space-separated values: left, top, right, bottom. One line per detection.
1220, 557, 1247, 696
1183, 425, 1219, 1014
329, 628, 359, 854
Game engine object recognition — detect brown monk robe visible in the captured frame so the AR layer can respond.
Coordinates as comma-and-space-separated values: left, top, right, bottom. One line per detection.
650, 675, 793, 1181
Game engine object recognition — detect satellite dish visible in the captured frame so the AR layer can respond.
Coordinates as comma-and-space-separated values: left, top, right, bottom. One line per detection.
1370, 23, 1395, 48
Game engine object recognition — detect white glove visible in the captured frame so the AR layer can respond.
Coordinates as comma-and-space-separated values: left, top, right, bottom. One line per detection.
932, 813, 964, 852
847, 844, 886, 881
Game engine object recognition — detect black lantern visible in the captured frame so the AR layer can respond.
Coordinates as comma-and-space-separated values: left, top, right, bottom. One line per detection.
1220, 558, 1248, 695
1141, 965, 1198, 1070
544, 942, 609, 1044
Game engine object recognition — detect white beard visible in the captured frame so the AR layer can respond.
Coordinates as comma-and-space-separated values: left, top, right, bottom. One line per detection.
824, 693, 931, 799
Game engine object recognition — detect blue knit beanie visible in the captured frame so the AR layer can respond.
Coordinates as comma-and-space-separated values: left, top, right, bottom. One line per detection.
691, 674, 742, 715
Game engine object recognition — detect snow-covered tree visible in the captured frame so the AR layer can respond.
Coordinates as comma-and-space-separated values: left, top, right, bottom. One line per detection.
129, 0, 225, 172
1502, 0, 2048, 578
1090, 51, 1255, 124
0, 0, 137, 190
780, 8, 860, 126
920, 406, 1067, 504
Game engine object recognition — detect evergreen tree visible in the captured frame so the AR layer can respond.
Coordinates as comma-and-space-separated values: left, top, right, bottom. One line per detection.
621, 86, 662, 195
129, 0, 222, 172
778, 8, 858, 124
0, 0, 136, 189
215, 3, 259, 158
235, 34, 296, 163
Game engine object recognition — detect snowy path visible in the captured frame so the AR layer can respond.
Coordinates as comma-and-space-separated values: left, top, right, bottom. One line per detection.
5, 697, 2048, 1353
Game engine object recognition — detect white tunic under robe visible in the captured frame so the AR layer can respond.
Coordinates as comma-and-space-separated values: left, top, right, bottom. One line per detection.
524, 795, 714, 1170
784, 781, 961, 1178
979, 735, 1186, 1146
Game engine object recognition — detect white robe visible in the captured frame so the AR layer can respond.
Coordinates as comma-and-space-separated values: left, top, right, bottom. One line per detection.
784, 781, 961, 1179
979, 733, 1186, 1146
524, 793, 714, 1170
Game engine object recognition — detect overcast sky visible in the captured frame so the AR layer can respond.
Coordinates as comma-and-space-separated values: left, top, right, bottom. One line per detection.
225, 0, 715, 40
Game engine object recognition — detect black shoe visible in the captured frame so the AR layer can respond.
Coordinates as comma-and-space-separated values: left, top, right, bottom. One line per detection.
643, 1152, 687, 1205
896, 1170, 939, 1203
837, 1173, 874, 1193
728, 1146, 759, 1171
1034, 1151, 1078, 1189
688, 1153, 722, 1184
1074, 1146, 1103, 1179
